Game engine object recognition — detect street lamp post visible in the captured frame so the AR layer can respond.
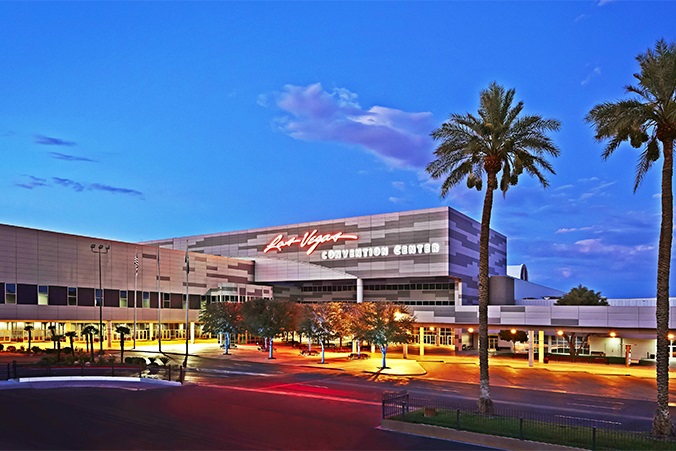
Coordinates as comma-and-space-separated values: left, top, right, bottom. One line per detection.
91, 243, 110, 355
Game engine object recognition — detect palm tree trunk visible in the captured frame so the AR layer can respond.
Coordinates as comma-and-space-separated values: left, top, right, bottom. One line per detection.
653, 139, 674, 436
120, 335, 125, 362
478, 184, 495, 415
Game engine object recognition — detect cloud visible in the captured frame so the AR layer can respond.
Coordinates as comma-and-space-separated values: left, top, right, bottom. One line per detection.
14, 175, 48, 189
555, 226, 595, 234
34, 134, 76, 146
568, 238, 654, 256
49, 152, 97, 163
53, 177, 85, 192
89, 183, 143, 197
15, 175, 143, 198
388, 196, 406, 204
596, 0, 614, 5
266, 83, 435, 169
581, 66, 602, 86
392, 181, 406, 191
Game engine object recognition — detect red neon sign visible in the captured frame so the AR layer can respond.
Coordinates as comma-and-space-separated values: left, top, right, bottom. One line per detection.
264, 229, 359, 255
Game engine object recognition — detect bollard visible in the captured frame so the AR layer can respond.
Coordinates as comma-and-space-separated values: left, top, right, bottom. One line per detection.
519, 417, 524, 440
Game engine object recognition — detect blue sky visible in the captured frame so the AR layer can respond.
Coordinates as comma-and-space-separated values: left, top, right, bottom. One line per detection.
1, 1, 674, 298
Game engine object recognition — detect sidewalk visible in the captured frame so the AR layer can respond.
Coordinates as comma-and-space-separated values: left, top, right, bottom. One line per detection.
132, 342, 428, 376
130, 340, 663, 380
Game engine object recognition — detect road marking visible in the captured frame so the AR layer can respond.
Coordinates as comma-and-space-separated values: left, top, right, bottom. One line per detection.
200, 383, 381, 406
566, 402, 620, 411
555, 415, 622, 425
193, 368, 273, 377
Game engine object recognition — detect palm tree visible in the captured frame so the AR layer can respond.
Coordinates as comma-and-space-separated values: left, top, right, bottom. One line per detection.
115, 325, 131, 362
82, 325, 98, 361
586, 39, 676, 436
426, 82, 561, 414
23, 325, 33, 353
64, 331, 77, 357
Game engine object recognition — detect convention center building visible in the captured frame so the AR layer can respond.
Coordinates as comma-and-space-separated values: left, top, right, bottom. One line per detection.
0, 206, 673, 361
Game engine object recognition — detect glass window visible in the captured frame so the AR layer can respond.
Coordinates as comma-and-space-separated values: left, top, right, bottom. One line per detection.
142, 291, 150, 308
5, 283, 16, 304
163, 293, 170, 308
95, 289, 102, 307
120, 290, 128, 308
68, 287, 77, 306
38, 285, 49, 305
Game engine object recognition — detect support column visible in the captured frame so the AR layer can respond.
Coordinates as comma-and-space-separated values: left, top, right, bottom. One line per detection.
356, 278, 363, 303
190, 322, 195, 344
455, 328, 463, 352
106, 321, 112, 350
419, 326, 425, 356
538, 330, 545, 363
403, 343, 408, 359
149, 323, 154, 341
528, 330, 534, 367
435, 327, 441, 347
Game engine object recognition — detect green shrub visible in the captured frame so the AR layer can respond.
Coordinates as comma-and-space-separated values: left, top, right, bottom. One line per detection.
124, 357, 146, 366
159, 356, 169, 366
31, 346, 41, 354
0, 344, 4, 351
6, 345, 17, 353
37, 356, 58, 365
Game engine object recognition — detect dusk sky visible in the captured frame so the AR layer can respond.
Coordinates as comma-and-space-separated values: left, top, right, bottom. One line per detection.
1, 1, 674, 298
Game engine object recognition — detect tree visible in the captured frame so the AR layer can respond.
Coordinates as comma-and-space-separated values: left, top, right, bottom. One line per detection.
242, 298, 296, 359
498, 329, 528, 345
556, 285, 608, 305
586, 39, 676, 436
82, 325, 98, 361
426, 82, 561, 414
556, 331, 591, 362
199, 301, 243, 355
64, 331, 77, 357
24, 325, 33, 353
297, 303, 339, 364
115, 325, 130, 362
344, 303, 370, 357
361, 302, 414, 369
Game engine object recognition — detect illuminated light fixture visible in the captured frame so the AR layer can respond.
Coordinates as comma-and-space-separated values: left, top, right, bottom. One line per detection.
510, 329, 517, 334
468, 327, 474, 333
668, 333, 674, 340
430, 326, 435, 331
557, 330, 564, 336
264, 229, 359, 255
610, 331, 617, 338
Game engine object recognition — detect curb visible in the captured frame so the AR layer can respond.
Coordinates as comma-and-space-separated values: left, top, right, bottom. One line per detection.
380, 418, 582, 451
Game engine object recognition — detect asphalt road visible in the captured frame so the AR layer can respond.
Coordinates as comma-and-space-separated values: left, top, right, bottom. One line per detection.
178, 346, 671, 432
0, 384, 490, 450
1, 342, 672, 450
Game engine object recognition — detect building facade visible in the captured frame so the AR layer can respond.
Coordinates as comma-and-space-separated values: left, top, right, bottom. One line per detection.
0, 206, 674, 361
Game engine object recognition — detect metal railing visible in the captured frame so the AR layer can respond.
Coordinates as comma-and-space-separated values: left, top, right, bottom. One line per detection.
382, 391, 676, 450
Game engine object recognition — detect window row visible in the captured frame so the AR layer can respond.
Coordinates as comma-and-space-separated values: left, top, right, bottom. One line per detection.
301, 283, 454, 293
0, 283, 202, 309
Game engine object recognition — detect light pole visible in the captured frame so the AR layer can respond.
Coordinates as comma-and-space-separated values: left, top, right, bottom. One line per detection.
183, 243, 190, 368
91, 243, 110, 355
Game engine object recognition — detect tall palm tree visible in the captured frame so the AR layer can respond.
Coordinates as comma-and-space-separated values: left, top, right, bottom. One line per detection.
426, 82, 561, 414
115, 325, 131, 362
64, 331, 77, 357
23, 325, 33, 353
82, 325, 98, 361
586, 39, 676, 436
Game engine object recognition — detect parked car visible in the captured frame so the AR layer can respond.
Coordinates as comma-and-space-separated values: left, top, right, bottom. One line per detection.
348, 353, 370, 360
300, 349, 319, 356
